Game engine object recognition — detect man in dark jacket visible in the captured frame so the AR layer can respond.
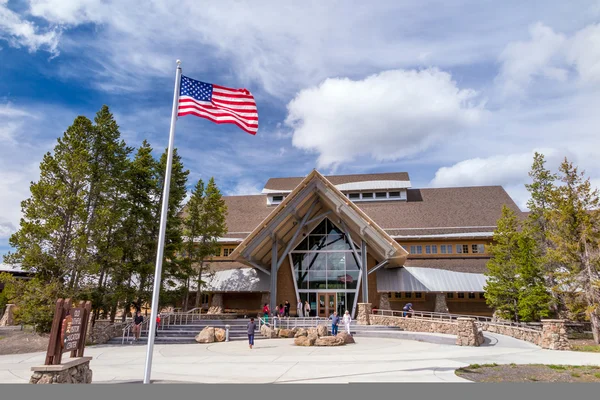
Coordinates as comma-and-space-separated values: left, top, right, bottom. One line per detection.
247, 318, 256, 349
133, 311, 144, 342
330, 311, 340, 335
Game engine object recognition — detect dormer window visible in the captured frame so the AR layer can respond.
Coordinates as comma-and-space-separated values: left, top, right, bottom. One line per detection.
273, 195, 284, 202
348, 193, 360, 200
389, 191, 401, 198
375, 192, 387, 199
345, 189, 407, 202
362, 192, 374, 199
267, 194, 286, 205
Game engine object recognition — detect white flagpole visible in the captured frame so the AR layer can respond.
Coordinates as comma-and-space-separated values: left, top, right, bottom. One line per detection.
143, 59, 182, 384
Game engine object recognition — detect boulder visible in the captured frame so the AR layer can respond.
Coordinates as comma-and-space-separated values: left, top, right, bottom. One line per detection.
278, 328, 294, 338
294, 328, 308, 338
215, 328, 226, 342
291, 327, 299, 335
294, 335, 316, 346
307, 332, 318, 342
195, 326, 215, 343
317, 324, 329, 337
307, 328, 318, 336
315, 336, 345, 346
336, 332, 355, 344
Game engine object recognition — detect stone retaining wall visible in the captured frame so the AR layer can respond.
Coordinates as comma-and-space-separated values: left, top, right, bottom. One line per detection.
369, 315, 458, 335
477, 322, 542, 345
87, 321, 128, 345
30, 358, 92, 384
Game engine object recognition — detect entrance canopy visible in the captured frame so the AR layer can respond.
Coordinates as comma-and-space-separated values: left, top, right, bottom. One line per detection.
376, 266, 487, 292
230, 169, 408, 271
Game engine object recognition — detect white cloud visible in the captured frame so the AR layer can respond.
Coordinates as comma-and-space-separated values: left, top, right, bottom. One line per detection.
565, 24, 600, 84
0, 0, 60, 55
496, 23, 567, 97
285, 68, 483, 168
226, 180, 262, 196
496, 22, 600, 97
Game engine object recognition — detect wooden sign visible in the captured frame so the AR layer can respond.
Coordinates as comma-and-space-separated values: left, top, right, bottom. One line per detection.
61, 307, 84, 352
45, 299, 92, 365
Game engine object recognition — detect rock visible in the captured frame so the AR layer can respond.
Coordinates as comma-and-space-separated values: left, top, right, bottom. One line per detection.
294, 328, 308, 338
307, 328, 317, 336
294, 336, 316, 346
315, 336, 345, 346
336, 332, 355, 344
317, 325, 328, 337
278, 328, 294, 338
195, 326, 215, 343
291, 327, 299, 335
307, 332, 318, 342
0, 304, 16, 326
214, 328, 226, 342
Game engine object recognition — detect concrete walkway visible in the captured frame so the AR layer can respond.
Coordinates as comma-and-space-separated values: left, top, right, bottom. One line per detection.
1, 333, 599, 383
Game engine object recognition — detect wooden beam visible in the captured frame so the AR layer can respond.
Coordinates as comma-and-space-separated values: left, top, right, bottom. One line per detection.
270, 237, 278, 314
368, 260, 389, 275
305, 210, 332, 226
247, 260, 271, 276
276, 198, 319, 270
361, 240, 368, 303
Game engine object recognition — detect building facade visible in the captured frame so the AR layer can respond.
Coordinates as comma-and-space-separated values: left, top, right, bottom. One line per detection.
198, 170, 524, 318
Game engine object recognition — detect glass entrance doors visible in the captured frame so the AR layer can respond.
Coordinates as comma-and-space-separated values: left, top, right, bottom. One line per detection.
317, 293, 336, 317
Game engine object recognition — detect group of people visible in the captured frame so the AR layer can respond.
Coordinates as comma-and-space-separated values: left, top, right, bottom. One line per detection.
262, 299, 313, 322
130, 310, 162, 342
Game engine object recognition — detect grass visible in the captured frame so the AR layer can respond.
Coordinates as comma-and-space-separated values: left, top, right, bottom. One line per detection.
594, 373, 600, 379
571, 372, 581, 378
547, 365, 567, 370
456, 364, 600, 383
571, 344, 600, 353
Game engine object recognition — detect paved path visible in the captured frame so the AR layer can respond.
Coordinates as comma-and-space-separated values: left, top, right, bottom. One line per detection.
1, 333, 599, 383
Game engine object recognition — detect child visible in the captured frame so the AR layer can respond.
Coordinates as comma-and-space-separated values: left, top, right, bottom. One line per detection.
247, 317, 256, 349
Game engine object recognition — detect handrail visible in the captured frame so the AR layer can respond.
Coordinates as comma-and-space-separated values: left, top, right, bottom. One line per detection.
371, 309, 541, 330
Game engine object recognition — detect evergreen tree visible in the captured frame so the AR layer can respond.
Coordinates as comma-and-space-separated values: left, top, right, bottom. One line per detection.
485, 205, 522, 321
546, 159, 600, 343
155, 148, 189, 307
182, 178, 227, 309
5, 116, 93, 286
514, 233, 552, 322
525, 152, 562, 315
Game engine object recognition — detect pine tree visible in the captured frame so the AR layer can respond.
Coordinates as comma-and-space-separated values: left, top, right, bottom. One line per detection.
525, 152, 562, 315
182, 178, 227, 309
155, 148, 189, 308
485, 205, 522, 321
546, 159, 600, 343
514, 233, 552, 322
5, 116, 93, 285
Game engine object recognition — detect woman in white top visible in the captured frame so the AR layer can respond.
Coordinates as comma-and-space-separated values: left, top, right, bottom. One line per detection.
304, 300, 311, 317
297, 299, 303, 317
342, 310, 352, 334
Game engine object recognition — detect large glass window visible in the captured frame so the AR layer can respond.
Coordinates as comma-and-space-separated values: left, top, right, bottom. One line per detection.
292, 218, 362, 292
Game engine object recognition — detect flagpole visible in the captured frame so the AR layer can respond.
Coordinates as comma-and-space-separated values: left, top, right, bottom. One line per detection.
143, 59, 182, 384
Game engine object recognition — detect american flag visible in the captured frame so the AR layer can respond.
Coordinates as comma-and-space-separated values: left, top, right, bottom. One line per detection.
178, 75, 258, 135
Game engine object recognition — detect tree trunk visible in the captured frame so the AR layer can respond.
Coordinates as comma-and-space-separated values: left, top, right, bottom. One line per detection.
183, 277, 189, 311
591, 310, 600, 344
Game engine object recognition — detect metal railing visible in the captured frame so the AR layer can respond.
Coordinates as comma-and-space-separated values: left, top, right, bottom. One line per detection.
121, 317, 152, 344
258, 316, 330, 330
371, 309, 542, 331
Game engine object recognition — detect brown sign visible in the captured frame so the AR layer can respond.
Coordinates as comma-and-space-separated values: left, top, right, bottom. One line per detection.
45, 299, 91, 365
61, 307, 84, 352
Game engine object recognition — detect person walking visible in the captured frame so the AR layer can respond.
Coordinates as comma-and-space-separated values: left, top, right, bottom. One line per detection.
342, 310, 352, 334
133, 311, 143, 342
247, 317, 256, 349
297, 299, 303, 317
155, 314, 161, 337
403, 303, 413, 318
263, 303, 270, 324
330, 311, 340, 335
304, 300, 311, 317
284, 300, 290, 318
278, 303, 285, 319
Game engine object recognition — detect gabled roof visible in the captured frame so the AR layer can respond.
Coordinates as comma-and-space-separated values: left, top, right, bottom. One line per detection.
376, 266, 487, 292
264, 172, 410, 192
231, 169, 409, 269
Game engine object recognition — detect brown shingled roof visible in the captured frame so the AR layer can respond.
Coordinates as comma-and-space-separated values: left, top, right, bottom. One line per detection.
357, 186, 522, 235
264, 172, 410, 191
404, 257, 490, 274
217, 185, 521, 238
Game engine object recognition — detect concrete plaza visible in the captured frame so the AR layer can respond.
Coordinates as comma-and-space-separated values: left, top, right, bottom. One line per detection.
1, 333, 600, 384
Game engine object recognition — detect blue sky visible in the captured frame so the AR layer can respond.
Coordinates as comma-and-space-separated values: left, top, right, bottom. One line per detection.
1, 0, 600, 256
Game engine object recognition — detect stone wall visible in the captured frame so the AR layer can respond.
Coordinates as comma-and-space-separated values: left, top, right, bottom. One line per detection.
379, 293, 390, 310
30, 358, 92, 384
207, 293, 224, 314
456, 317, 484, 346
477, 322, 542, 345
356, 303, 371, 325
434, 294, 449, 314
370, 314, 458, 335
87, 321, 128, 345
540, 319, 570, 350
